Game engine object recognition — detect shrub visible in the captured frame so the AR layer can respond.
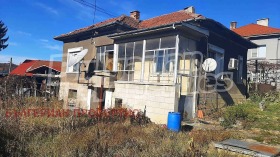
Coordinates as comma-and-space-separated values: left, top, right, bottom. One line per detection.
220, 103, 259, 128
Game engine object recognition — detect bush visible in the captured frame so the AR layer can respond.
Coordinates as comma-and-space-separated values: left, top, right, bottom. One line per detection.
220, 103, 259, 128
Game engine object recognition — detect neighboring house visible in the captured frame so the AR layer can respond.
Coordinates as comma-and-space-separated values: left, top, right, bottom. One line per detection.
10, 59, 61, 96
0, 62, 17, 77
232, 19, 280, 88
54, 6, 256, 123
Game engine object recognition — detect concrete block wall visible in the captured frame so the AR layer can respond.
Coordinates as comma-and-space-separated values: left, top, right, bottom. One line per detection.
112, 82, 179, 124
59, 82, 89, 109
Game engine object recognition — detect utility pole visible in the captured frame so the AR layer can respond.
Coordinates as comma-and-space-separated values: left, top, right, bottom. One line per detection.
8, 57, 12, 73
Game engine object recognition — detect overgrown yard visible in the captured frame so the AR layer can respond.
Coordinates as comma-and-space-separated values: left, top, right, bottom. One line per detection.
0, 93, 279, 156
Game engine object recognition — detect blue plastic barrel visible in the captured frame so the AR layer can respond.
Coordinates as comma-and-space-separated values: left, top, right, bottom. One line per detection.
167, 112, 181, 132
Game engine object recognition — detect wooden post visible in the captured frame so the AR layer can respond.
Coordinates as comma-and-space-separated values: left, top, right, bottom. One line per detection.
8, 58, 12, 74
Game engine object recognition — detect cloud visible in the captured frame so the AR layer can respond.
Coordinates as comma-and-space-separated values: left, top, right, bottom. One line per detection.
44, 44, 62, 51
8, 42, 19, 46
35, 2, 59, 15
39, 39, 62, 51
0, 55, 37, 65
16, 31, 32, 37
40, 39, 49, 42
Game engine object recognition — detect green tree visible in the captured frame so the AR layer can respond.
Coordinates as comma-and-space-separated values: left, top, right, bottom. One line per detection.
0, 20, 9, 51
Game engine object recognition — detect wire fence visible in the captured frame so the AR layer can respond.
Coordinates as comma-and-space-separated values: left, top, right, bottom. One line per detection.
247, 59, 280, 92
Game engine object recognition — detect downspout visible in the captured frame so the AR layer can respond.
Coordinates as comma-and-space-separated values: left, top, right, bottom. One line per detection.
203, 35, 209, 105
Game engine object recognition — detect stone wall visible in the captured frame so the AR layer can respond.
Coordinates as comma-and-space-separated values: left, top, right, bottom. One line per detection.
59, 82, 89, 109
112, 82, 180, 124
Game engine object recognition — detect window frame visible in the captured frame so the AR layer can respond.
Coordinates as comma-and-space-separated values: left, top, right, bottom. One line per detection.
66, 47, 83, 73
208, 44, 225, 79
95, 45, 114, 72
237, 55, 244, 84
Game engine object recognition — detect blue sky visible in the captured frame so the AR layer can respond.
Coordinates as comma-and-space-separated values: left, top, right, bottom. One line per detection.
0, 0, 279, 64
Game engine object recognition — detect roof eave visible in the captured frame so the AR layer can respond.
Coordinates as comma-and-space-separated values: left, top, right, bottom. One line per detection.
109, 20, 209, 39
244, 33, 280, 39
54, 21, 137, 41
202, 18, 258, 49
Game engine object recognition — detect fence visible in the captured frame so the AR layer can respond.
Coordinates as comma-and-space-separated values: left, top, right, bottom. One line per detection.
247, 59, 280, 92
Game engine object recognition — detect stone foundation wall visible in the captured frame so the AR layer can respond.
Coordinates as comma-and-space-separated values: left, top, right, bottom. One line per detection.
59, 82, 89, 109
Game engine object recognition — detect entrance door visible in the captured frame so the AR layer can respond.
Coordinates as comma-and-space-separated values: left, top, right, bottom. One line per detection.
178, 53, 199, 119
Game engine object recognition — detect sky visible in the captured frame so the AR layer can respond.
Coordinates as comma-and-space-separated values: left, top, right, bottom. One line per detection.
0, 0, 279, 64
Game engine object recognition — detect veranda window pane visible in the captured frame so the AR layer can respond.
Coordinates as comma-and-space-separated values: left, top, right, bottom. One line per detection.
126, 42, 134, 71
134, 41, 143, 81
118, 44, 125, 71
160, 36, 176, 49
106, 45, 114, 51
156, 50, 164, 73
146, 38, 160, 50
165, 49, 175, 72
179, 36, 188, 53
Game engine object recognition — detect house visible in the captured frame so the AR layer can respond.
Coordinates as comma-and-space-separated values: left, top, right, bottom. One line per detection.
0, 60, 17, 77
10, 59, 61, 97
54, 6, 256, 123
231, 19, 280, 89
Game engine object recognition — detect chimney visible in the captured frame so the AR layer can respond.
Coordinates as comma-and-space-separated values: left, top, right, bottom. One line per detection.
230, 21, 237, 30
130, 10, 140, 21
184, 6, 195, 13
257, 18, 269, 26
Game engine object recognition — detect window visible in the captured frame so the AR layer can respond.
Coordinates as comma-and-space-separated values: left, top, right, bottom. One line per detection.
237, 55, 243, 84
117, 41, 143, 81
257, 45, 266, 58
115, 36, 176, 82
96, 45, 114, 71
154, 49, 175, 73
67, 47, 83, 73
208, 44, 224, 78
145, 36, 176, 74
68, 89, 77, 99
178, 37, 197, 75
251, 45, 266, 58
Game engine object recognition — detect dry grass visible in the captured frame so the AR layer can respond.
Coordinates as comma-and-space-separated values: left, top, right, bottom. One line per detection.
0, 98, 236, 157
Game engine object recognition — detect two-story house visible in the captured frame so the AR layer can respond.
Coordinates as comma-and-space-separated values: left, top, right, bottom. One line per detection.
232, 19, 280, 89
55, 7, 256, 123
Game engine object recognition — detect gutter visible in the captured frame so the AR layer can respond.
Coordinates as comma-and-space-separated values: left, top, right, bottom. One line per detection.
244, 33, 280, 39
108, 20, 209, 39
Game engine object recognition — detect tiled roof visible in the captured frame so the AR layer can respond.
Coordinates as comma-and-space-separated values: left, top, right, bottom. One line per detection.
10, 60, 61, 76
55, 9, 204, 39
233, 24, 280, 37
139, 10, 204, 29
55, 15, 139, 39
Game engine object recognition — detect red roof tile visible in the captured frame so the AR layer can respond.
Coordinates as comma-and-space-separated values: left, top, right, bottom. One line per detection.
139, 10, 204, 29
55, 9, 204, 39
233, 24, 280, 37
55, 15, 139, 39
27, 60, 61, 72
10, 60, 61, 76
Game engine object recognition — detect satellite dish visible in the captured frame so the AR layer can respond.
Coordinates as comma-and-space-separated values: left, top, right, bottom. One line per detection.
202, 58, 217, 72
68, 49, 88, 67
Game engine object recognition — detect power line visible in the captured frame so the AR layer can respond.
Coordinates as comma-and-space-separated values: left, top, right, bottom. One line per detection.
93, 0, 96, 24
73, 0, 118, 18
